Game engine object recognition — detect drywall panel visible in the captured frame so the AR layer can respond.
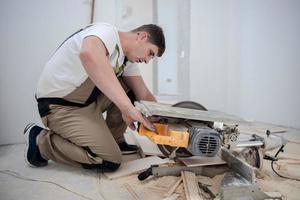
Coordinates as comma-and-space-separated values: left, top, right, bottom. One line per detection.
0, 0, 90, 144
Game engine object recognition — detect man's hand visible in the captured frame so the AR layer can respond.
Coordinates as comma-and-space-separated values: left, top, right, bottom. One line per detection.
121, 105, 155, 131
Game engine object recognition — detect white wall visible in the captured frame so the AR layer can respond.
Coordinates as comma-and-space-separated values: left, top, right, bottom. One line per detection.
0, 0, 154, 144
190, 0, 230, 111
95, 0, 154, 91
238, 0, 300, 127
190, 0, 300, 128
1, 0, 299, 145
156, 0, 178, 95
0, 0, 91, 144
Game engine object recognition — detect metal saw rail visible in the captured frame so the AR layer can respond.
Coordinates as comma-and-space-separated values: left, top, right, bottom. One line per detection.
135, 101, 249, 125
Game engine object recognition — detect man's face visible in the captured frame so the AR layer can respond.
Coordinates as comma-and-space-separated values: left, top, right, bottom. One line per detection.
127, 32, 159, 64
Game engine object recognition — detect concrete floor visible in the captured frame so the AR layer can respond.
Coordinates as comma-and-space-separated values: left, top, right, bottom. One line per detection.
0, 144, 104, 200
0, 135, 140, 200
1, 123, 300, 200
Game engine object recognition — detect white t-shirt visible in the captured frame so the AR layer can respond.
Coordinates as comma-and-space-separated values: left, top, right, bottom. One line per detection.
36, 23, 140, 98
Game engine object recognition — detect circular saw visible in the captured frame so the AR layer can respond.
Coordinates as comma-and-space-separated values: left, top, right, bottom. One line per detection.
139, 101, 223, 158
136, 100, 286, 170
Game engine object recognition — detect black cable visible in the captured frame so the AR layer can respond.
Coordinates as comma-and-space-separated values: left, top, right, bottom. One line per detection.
0, 142, 24, 147
0, 144, 107, 200
0, 169, 96, 200
270, 145, 300, 181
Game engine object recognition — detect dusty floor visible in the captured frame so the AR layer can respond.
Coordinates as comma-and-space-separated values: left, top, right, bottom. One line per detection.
0, 122, 300, 200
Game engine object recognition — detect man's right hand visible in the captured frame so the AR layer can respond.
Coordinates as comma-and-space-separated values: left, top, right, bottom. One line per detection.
121, 105, 156, 132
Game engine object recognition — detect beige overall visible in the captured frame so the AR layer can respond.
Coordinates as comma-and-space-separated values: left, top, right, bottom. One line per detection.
38, 77, 130, 168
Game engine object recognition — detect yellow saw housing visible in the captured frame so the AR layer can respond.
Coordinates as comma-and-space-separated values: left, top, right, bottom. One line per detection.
138, 123, 189, 148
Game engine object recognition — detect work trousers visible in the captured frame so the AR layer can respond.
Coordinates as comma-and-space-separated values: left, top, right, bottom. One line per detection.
37, 81, 130, 169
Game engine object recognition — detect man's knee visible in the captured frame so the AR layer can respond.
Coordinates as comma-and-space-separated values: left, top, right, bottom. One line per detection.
83, 146, 122, 172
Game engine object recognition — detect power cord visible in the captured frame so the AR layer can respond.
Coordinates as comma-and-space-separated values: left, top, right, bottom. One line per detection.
0, 169, 96, 200
0, 143, 107, 200
270, 145, 300, 181
0, 142, 25, 147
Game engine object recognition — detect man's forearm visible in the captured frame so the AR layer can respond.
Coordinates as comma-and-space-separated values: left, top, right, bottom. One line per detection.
123, 76, 156, 102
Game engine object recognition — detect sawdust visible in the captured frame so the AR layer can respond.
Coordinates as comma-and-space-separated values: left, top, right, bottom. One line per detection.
114, 175, 183, 200
257, 178, 300, 200
197, 174, 225, 198
103, 166, 300, 200
105, 122, 300, 199
110, 172, 227, 200
256, 168, 272, 179
255, 159, 300, 200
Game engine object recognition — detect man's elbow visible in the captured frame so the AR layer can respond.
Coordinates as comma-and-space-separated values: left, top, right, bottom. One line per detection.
139, 92, 156, 102
79, 50, 91, 64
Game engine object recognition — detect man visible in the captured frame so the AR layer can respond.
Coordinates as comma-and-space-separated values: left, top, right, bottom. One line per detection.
24, 23, 165, 172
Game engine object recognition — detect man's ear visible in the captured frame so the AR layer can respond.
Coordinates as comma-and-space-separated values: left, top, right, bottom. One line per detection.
137, 31, 148, 41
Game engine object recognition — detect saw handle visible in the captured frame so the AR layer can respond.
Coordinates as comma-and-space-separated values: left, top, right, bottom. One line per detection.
138, 167, 153, 181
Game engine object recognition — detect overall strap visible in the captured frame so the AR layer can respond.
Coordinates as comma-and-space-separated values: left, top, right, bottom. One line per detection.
113, 45, 126, 77
37, 27, 130, 117
52, 24, 93, 55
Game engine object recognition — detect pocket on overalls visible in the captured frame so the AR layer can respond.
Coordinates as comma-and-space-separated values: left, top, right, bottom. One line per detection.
41, 116, 49, 128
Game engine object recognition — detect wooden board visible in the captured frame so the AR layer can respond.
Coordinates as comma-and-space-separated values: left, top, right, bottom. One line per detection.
135, 100, 246, 125
124, 131, 138, 145
162, 194, 180, 200
123, 183, 140, 200
181, 171, 202, 200
179, 155, 226, 167
164, 177, 182, 197
132, 131, 165, 157
104, 156, 170, 179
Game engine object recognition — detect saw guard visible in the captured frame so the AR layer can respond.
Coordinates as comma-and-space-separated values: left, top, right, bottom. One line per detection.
138, 123, 189, 148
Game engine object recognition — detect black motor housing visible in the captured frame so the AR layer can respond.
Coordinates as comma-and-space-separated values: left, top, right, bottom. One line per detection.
187, 127, 221, 157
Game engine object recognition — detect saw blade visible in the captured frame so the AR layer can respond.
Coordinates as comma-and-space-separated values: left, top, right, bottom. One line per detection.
238, 147, 263, 169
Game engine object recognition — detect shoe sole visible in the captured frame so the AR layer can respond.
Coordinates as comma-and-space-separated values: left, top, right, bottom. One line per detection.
23, 123, 37, 168
121, 150, 138, 155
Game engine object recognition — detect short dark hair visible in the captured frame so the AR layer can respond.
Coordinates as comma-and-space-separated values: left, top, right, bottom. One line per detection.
131, 24, 165, 57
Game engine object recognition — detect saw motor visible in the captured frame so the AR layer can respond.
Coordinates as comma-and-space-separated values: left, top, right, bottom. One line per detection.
187, 126, 221, 157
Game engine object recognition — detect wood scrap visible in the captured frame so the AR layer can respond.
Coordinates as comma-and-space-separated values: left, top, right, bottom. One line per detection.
132, 131, 164, 157
181, 171, 203, 200
256, 169, 271, 179
123, 183, 140, 200
148, 185, 168, 192
104, 156, 170, 179
198, 174, 224, 197
264, 192, 282, 199
175, 182, 184, 197
164, 177, 182, 197
287, 139, 300, 144
198, 182, 216, 199
162, 193, 180, 200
